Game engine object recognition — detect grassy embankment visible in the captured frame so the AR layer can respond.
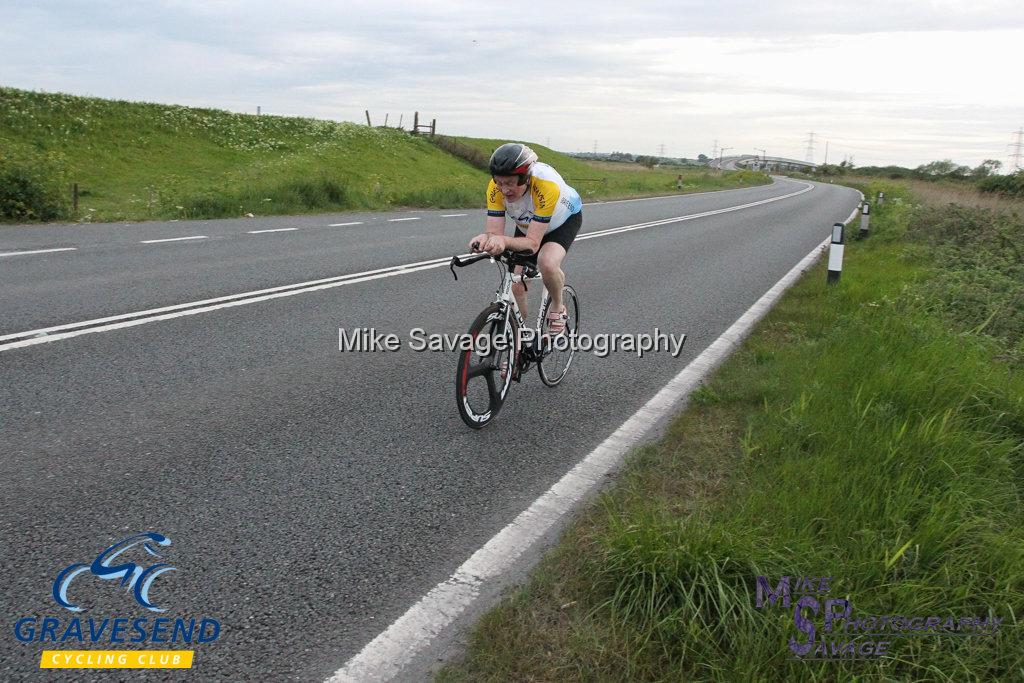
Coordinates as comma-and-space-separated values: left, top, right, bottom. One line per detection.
0, 87, 767, 223
438, 179, 1024, 681
448, 135, 767, 201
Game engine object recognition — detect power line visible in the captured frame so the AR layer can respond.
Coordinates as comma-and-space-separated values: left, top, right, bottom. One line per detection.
804, 132, 816, 164
1010, 127, 1024, 172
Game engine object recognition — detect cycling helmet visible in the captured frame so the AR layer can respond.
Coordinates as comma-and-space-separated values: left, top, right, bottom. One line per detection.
489, 143, 538, 185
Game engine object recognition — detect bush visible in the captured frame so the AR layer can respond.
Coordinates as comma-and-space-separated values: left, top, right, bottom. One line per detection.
978, 171, 1024, 197
0, 151, 71, 221
429, 135, 489, 170
905, 204, 1024, 358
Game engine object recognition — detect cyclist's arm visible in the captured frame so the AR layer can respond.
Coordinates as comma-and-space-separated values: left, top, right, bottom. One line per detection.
501, 221, 543, 253
502, 176, 557, 253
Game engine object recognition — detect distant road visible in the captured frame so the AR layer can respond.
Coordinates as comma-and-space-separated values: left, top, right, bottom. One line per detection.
0, 178, 859, 680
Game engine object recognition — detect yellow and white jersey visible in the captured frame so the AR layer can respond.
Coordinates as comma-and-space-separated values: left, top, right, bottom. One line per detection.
486, 162, 582, 233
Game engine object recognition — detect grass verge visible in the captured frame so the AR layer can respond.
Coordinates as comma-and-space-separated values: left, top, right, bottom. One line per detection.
437, 180, 1024, 681
0, 87, 768, 223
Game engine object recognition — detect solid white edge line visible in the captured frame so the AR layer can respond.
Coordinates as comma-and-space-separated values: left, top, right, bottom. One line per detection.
441, 213, 468, 217
248, 228, 298, 234
328, 222, 364, 227
140, 235, 208, 243
0, 247, 78, 257
388, 217, 421, 222
0, 180, 818, 350
327, 181, 862, 683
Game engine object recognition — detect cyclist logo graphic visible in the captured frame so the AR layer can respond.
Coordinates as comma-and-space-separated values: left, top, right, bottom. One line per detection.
52, 532, 176, 613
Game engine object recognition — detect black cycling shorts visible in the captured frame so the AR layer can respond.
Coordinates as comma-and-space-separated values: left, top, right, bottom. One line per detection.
513, 209, 583, 265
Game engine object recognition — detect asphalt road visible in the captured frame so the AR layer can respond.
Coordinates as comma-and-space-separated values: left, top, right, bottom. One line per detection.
0, 178, 860, 681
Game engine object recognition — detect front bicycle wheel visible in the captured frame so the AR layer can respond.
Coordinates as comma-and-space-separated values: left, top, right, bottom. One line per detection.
538, 284, 579, 387
455, 304, 519, 428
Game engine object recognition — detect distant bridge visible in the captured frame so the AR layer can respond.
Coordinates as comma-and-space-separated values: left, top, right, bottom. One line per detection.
709, 155, 816, 172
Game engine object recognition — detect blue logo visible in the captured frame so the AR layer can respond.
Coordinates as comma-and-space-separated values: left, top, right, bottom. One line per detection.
53, 533, 176, 613
754, 575, 1003, 661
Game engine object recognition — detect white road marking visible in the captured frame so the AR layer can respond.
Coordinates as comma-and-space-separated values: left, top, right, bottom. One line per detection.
1, 182, 824, 352
327, 184, 864, 683
441, 213, 467, 217
248, 228, 298, 234
0, 247, 78, 257
328, 222, 363, 227
0, 254, 455, 347
388, 217, 421, 222
140, 235, 208, 244
576, 182, 812, 242
585, 176, 781, 206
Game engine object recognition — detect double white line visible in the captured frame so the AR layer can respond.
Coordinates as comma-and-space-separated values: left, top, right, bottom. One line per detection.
0, 183, 813, 353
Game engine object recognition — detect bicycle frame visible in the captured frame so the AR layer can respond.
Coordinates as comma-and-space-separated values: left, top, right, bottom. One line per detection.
486, 259, 550, 345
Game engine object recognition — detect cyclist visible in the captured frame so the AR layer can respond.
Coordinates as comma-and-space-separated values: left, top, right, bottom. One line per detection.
468, 142, 583, 335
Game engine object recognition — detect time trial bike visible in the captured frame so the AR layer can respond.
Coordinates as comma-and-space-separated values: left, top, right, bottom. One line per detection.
449, 247, 580, 429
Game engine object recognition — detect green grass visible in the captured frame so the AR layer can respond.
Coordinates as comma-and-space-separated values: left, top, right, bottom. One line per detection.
453, 135, 769, 201
438, 181, 1024, 681
0, 86, 486, 221
0, 87, 769, 223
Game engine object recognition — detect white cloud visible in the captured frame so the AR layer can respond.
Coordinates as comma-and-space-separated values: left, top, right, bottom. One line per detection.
1, 1, 1022, 167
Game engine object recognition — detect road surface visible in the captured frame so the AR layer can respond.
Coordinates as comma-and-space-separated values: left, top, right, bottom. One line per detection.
0, 178, 859, 680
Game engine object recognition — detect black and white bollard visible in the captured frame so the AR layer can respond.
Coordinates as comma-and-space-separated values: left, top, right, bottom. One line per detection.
827, 222, 844, 285
876, 191, 885, 206
859, 202, 870, 239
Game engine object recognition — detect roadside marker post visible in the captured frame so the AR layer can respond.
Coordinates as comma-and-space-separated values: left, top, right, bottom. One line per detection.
877, 191, 885, 206
827, 222, 844, 285
859, 202, 870, 239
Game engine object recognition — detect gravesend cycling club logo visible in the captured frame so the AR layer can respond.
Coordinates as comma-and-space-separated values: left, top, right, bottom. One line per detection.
13, 531, 222, 670
53, 532, 176, 612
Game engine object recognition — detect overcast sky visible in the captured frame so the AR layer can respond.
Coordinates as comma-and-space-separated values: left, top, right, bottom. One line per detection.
2, 0, 1022, 168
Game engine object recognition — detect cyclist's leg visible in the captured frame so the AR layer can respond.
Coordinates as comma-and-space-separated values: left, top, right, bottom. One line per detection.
511, 227, 533, 317
507, 267, 526, 316
537, 243, 566, 312
537, 210, 582, 316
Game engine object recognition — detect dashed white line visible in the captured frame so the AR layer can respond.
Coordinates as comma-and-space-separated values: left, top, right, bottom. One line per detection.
0, 247, 78, 258
388, 217, 421, 222
140, 235, 208, 244
1, 181, 824, 352
441, 213, 468, 218
248, 228, 298, 234
328, 222, 363, 227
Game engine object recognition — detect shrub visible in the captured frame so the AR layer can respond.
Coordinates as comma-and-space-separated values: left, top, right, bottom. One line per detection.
978, 171, 1024, 197
429, 135, 489, 170
0, 151, 71, 221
